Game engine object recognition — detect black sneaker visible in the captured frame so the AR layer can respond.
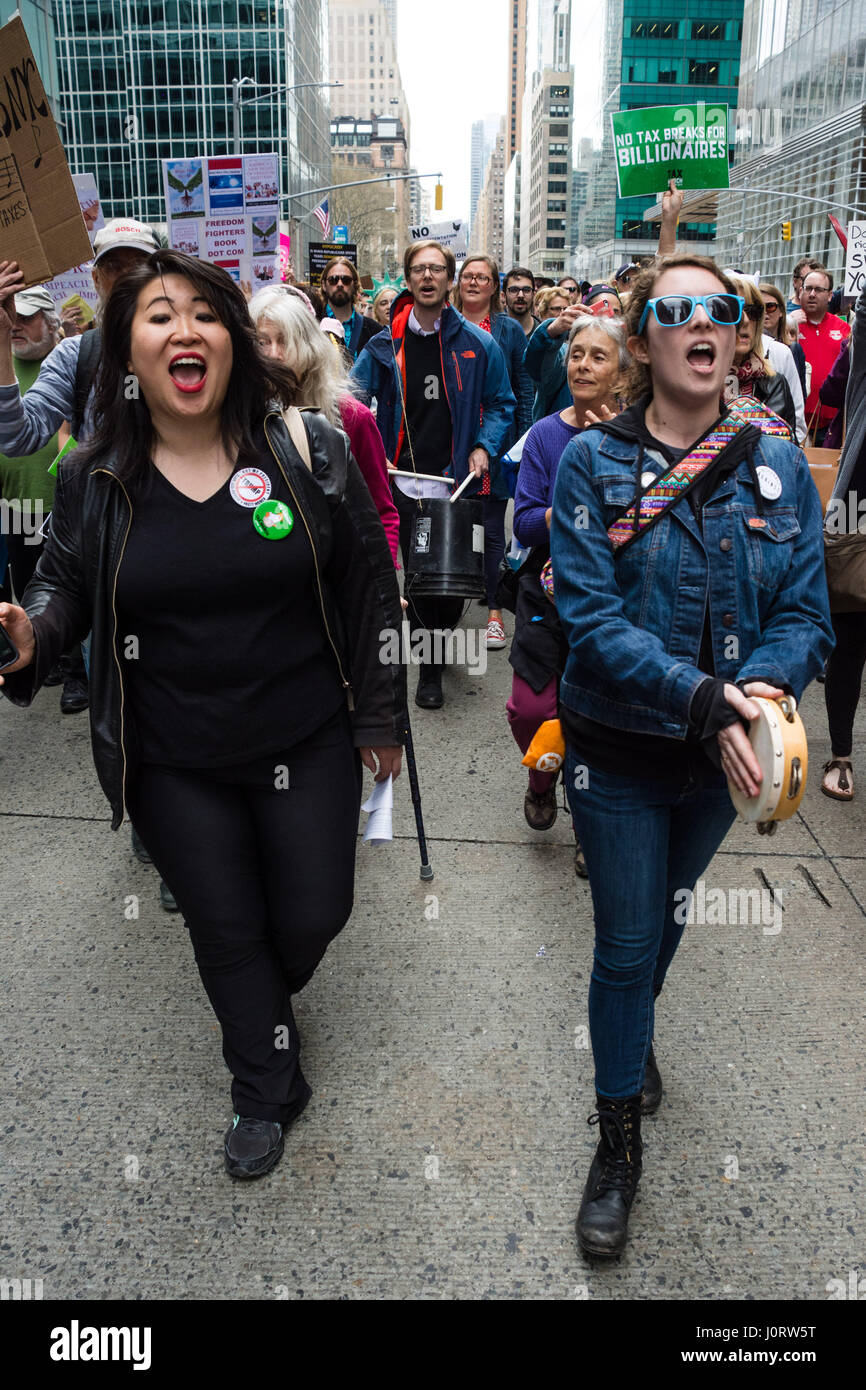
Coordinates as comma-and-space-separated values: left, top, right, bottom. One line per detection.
60, 677, 89, 714
131, 825, 152, 864
159, 880, 180, 913
415, 664, 443, 709
224, 1115, 284, 1179
43, 664, 64, 687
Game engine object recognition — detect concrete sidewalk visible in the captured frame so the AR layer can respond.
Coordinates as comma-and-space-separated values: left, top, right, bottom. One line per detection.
1, 611, 863, 1301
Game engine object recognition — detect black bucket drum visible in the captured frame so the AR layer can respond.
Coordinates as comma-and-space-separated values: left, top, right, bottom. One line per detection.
406, 496, 486, 599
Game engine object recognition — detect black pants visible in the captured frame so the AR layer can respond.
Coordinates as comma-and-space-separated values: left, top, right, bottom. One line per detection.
1, 531, 42, 603
392, 482, 464, 642
1, 534, 87, 681
126, 708, 362, 1123
825, 611, 866, 757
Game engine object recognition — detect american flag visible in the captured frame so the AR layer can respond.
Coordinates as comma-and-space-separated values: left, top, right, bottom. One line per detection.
313, 198, 330, 236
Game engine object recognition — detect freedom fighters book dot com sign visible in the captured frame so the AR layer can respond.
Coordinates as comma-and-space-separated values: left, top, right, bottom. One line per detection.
162, 153, 280, 287
611, 103, 730, 200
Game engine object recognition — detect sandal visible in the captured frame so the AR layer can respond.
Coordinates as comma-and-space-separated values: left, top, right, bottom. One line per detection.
821, 758, 854, 801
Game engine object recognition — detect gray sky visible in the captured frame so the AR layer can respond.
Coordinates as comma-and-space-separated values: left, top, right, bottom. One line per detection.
396, 0, 605, 222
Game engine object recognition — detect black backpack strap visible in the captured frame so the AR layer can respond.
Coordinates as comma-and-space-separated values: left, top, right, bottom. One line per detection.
71, 326, 102, 440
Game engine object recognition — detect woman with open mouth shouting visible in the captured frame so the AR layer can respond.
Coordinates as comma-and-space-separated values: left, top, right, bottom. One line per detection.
0, 250, 406, 1181
549, 254, 833, 1258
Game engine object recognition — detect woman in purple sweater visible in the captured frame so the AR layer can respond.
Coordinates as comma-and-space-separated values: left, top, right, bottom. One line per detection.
508, 317, 626, 872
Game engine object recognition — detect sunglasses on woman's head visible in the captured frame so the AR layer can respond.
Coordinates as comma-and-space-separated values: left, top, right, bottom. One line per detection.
638, 293, 745, 333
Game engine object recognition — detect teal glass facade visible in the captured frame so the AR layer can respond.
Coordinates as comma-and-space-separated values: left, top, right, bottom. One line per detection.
616, 0, 743, 241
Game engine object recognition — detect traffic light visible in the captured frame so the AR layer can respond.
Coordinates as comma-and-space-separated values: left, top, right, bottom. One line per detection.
781, 221, 792, 241
434, 182, 443, 211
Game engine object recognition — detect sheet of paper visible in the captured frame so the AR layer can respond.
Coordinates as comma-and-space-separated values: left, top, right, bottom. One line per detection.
362, 775, 393, 843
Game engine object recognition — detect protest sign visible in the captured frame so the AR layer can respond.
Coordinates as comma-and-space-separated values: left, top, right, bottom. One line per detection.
45, 262, 99, 324
844, 221, 866, 298
278, 232, 292, 281
308, 241, 358, 287
408, 218, 468, 266
611, 102, 730, 199
71, 173, 104, 240
0, 15, 92, 288
162, 151, 279, 286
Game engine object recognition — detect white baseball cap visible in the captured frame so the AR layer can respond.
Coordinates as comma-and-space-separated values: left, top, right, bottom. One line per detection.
14, 286, 56, 317
92, 217, 160, 263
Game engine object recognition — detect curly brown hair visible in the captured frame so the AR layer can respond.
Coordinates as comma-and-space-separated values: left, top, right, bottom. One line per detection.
622, 253, 739, 402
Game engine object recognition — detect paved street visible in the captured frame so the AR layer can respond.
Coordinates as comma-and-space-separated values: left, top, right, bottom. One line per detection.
1, 606, 864, 1302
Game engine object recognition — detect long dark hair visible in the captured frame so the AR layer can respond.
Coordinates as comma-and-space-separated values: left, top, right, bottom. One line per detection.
80, 250, 296, 483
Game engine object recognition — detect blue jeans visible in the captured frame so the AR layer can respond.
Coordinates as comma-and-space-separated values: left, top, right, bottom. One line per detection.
565, 747, 736, 1099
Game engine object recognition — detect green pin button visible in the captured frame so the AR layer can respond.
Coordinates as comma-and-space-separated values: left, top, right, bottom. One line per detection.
253, 499, 293, 539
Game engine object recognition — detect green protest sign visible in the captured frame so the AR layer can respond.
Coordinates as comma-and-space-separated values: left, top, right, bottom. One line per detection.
611, 103, 730, 199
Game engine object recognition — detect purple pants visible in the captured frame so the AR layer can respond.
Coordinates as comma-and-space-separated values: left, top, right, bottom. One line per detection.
507, 673, 559, 792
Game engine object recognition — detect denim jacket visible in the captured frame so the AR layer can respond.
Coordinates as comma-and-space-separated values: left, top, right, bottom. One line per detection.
549, 421, 834, 738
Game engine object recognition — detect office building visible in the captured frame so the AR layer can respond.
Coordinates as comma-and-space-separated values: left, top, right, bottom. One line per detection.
710, 0, 866, 286
579, 0, 744, 279
329, 0, 409, 136
518, 0, 574, 278
470, 113, 502, 235
474, 116, 506, 263
503, 152, 521, 268
51, 1, 331, 271
507, 0, 528, 164
330, 113, 408, 276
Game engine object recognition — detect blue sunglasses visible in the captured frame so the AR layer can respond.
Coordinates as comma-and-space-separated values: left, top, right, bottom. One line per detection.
638, 293, 745, 334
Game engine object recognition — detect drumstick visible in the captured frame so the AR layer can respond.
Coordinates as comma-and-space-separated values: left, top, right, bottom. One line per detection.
449, 472, 476, 504
389, 469, 456, 486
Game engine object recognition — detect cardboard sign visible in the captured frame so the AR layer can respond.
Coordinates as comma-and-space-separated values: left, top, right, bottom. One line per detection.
308, 241, 358, 287
611, 102, 730, 199
408, 218, 468, 266
0, 16, 92, 287
844, 221, 866, 298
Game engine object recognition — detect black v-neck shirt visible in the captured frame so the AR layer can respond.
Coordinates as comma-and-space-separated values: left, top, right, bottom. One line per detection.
115, 440, 345, 768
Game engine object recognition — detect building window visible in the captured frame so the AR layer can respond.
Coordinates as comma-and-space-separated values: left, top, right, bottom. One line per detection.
691, 21, 724, 40
629, 19, 679, 38
546, 237, 565, 249
658, 69, 677, 84
689, 60, 719, 84
547, 181, 566, 193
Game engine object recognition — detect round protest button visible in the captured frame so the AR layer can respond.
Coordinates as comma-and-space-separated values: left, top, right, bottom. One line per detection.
755, 466, 782, 501
253, 499, 294, 539
230, 467, 271, 508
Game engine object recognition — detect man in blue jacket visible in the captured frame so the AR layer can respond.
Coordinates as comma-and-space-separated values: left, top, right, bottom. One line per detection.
353, 239, 515, 708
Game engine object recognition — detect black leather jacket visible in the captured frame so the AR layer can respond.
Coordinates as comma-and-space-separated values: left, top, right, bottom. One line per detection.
2, 409, 408, 829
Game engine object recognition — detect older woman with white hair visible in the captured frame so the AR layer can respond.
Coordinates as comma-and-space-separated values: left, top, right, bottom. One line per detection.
507, 315, 628, 873
249, 287, 399, 564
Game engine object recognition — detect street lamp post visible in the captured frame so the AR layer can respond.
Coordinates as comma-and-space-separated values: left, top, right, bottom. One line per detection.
230, 77, 343, 156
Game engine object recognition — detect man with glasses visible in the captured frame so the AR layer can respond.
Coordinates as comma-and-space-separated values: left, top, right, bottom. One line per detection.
798, 266, 850, 443
503, 267, 540, 338
557, 276, 580, 301
319, 256, 378, 363
352, 239, 515, 709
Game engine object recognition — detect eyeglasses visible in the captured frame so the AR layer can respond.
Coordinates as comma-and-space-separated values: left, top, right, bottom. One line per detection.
762, 301, 780, 313
638, 293, 744, 333
743, 303, 763, 322
326, 274, 353, 286
802, 284, 831, 294
462, 273, 492, 286
506, 286, 532, 296
409, 263, 449, 278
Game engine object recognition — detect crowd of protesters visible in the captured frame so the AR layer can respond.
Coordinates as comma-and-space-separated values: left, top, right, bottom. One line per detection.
0, 184, 860, 1259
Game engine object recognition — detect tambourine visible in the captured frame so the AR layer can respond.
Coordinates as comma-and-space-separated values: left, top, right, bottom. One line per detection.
726, 696, 807, 834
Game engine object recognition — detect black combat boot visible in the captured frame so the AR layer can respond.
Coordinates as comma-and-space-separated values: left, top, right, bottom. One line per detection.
576, 1092, 643, 1258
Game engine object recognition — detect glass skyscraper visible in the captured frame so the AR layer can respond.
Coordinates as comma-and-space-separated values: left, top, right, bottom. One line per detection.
580, 0, 744, 277
714, 0, 866, 286
52, 1, 331, 266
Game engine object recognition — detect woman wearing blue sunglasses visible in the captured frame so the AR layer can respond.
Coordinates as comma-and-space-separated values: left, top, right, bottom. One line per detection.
549, 254, 833, 1258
